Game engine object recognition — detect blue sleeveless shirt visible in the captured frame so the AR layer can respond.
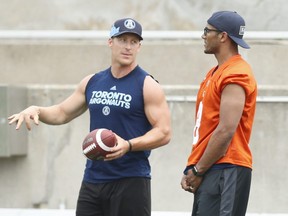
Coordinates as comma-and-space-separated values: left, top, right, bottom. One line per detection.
84, 65, 152, 183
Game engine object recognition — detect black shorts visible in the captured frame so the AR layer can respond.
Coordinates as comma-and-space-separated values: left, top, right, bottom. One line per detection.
192, 166, 251, 216
76, 177, 151, 216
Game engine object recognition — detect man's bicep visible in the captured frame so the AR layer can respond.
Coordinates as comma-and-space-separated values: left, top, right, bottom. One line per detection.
58, 77, 90, 122
143, 77, 170, 127
220, 84, 245, 129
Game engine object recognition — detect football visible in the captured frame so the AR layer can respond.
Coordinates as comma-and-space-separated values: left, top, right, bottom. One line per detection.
82, 128, 117, 160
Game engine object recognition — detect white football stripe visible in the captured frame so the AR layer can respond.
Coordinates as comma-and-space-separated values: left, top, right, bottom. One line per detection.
96, 129, 113, 152
83, 143, 97, 154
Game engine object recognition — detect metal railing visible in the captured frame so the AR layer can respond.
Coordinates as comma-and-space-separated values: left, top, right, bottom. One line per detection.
0, 30, 288, 40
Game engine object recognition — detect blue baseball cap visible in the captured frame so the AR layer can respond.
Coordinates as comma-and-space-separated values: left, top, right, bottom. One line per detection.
207, 11, 250, 49
110, 18, 143, 40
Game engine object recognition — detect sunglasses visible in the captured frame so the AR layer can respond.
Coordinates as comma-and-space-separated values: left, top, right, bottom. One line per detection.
203, 27, 222, 36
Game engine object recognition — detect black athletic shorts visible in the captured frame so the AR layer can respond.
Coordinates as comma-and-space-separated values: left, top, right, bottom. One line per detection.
76, 177, 151, 216
192, 166, 251, 216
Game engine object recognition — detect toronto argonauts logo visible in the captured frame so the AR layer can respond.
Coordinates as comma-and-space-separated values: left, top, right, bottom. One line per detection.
239, 26, 245, 35
110, 25, 120, 37
124, 19, 136, 29
102, 106, 110, 116
89, 90, 132, 116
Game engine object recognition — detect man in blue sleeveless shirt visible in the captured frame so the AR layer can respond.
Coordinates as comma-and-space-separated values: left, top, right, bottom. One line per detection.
8, 18, 171, 216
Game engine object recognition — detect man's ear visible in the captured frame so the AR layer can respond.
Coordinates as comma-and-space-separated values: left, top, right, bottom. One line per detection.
108, 38, 113, 47
219, 32, 229, 43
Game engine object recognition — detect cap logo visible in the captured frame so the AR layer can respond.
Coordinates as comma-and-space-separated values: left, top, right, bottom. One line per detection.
110, 25, 120, 37
239, 26, 245, 36
124, 19, 136, 29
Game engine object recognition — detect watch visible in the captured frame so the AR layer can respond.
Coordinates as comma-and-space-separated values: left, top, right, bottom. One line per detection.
192, 165, 204, 177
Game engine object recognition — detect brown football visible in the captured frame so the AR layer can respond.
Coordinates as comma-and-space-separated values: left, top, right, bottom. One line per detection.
82, 128, 117, 160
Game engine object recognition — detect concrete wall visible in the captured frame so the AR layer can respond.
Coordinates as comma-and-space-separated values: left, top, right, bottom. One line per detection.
0, 84, 288, 214
0, 0, 287, 31
1, 38, 288, 86
1, 0, 288, 214
1, 37, 288, 214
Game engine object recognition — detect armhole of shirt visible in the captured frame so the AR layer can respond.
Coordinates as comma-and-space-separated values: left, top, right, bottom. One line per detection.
84, 74, 96, 105
149, 74, 159, 83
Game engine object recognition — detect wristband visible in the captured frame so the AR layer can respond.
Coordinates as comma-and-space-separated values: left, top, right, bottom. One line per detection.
127, 140, 133, 152
192, 165, 204, 177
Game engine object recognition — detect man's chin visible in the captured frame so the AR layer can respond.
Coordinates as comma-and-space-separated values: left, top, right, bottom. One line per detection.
204, 50, 213, 54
